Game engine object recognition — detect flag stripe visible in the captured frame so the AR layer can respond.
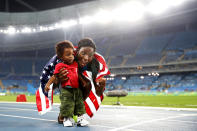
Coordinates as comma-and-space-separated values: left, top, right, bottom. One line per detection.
36, 89, 42, 112
39, 86, 46, 112
36, 86, 53, 115
85, 97, 97, 114
88, 91, 99, 110
94, 53, 106, 72
83, 64, 109, 117
45, 96, 49, 109
84, 101, 93, 117
88, 77, 102, 105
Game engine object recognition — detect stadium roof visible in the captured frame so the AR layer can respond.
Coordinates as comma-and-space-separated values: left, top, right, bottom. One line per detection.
0, 0, 95, 12
0, 0, 197, 52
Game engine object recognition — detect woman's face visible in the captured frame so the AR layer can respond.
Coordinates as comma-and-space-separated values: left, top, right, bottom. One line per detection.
77, 47, 94, 68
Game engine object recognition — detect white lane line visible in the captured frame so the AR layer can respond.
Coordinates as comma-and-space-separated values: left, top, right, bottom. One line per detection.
109, 114, 197, 131
0, 107, 58, 113
0, 101, 36, 104
101, 105, 197, 112
168, 120, 197, 124
0, 101, 60, 105
0, 107, 37, 111
1, 102, 197, 111
0, 113, 56, 122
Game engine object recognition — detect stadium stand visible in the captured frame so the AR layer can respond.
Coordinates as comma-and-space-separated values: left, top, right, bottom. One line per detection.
166, 31, 197, 50
184, 50, 197, 60
165, 51, 184, 62
1, 30, 197, 94
106, 72, 197, 93
125, 53, 162, 66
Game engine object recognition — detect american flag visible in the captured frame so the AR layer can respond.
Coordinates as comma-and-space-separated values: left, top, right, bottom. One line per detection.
36, 55, 58, 115
36, 53, 110, 117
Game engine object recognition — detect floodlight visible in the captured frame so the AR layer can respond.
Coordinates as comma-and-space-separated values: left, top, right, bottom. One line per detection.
48, 26, 55, 30
140, 76, 144, 79
7, 27, 16, 34
60, 20, 77, 28
79, 16, 94, 25
39, 26, 44, 31
21, 27, 32, 33
32, 28, 36, 32
54, 23, 61, 28
122, 77, 126, 80
110, 74, 116, 77
3, 30, 8, 34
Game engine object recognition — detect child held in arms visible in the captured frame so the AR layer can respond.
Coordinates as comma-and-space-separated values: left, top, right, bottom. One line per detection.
45, 40, 88, 127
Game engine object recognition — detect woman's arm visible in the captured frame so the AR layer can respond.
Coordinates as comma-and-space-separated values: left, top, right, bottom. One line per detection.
57, 67, 69, 82
95, 77, 106, 96
78, 73, 91, 100
45, 75, 56, 92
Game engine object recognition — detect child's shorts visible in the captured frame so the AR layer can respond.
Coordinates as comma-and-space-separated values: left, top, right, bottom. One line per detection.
59, 88, 85, 117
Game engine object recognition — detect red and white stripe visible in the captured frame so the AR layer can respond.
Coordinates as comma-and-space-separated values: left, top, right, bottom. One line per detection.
36, 84, 53, 115
82, 53, 110, 117
83, 71, 102, 117
94, 53, 110, 81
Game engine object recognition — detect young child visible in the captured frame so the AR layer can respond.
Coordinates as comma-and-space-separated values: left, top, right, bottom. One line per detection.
45, 40, 88, 127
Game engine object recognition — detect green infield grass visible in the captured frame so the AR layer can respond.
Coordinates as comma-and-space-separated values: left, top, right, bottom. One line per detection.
0, 93, 197, 108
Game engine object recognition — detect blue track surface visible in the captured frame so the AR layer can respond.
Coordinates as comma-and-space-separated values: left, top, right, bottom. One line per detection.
0, 102, 197, 131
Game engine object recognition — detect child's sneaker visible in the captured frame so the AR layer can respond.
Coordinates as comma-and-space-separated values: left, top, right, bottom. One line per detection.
63, 117, 74, 127
77, 115, 89, 126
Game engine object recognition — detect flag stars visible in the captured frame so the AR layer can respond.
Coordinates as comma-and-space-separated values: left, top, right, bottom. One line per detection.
43, 70, 46, 74
50, 63, 53, 67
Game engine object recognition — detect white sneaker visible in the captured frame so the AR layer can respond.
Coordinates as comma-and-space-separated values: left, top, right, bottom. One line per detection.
77, 115, 89, 126
63, 117, 74, 127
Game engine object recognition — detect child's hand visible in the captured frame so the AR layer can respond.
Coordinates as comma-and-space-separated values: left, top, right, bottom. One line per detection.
45, 85, 50, 92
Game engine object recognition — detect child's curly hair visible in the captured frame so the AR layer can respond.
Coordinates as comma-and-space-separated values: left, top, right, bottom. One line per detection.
55, 40, 74, 58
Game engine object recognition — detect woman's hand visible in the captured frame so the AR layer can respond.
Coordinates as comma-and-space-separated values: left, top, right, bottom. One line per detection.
96, 77, 106, 88
57, 67, 69, 82
95, 77, 106, 96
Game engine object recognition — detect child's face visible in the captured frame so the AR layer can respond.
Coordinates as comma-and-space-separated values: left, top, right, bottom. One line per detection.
61, 48, 74, 65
